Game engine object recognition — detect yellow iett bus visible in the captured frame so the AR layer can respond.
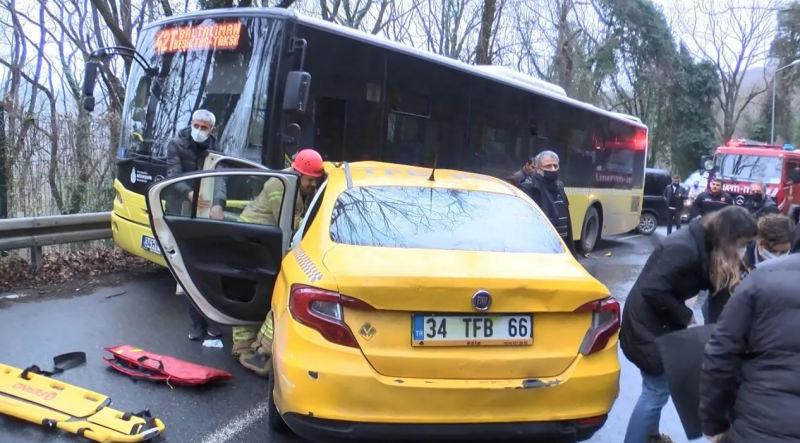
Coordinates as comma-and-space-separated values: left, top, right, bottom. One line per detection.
82, 7, 647, 264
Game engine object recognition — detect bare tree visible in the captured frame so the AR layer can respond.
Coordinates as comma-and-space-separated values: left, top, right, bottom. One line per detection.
305, 0, 392, 34
680, 0, 777, 141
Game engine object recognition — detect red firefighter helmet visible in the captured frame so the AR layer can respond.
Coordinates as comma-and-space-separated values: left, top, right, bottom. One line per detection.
292, 148, 324, 177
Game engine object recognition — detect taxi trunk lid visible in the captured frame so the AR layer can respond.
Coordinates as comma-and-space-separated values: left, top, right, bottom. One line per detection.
323, 245, 612, 380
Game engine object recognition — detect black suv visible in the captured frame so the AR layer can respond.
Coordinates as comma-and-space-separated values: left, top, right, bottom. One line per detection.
638, 168, 671, 235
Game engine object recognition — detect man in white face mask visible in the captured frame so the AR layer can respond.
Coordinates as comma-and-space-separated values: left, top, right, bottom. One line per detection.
165, 109, 225, 341
165, 109, 223, 219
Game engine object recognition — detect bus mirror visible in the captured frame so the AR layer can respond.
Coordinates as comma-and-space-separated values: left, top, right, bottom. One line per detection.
282, 71, 311, 113
82, 60, 101, 112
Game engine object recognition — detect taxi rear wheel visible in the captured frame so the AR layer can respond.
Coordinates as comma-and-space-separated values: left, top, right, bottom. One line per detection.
268, 371, 287, 432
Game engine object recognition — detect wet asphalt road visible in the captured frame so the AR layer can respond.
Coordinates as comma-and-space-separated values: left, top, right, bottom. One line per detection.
0, 227, 703, 443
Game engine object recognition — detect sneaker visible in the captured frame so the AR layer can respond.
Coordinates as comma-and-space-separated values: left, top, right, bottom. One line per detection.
188, 324, 205, 341
239, 351, 271, 377
205, 325, 222, 338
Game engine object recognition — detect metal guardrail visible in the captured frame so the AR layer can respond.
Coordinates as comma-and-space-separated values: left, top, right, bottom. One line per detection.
0, 212, 112, 270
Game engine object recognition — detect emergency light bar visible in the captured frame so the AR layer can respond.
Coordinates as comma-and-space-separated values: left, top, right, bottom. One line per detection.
725, 139, 782, 149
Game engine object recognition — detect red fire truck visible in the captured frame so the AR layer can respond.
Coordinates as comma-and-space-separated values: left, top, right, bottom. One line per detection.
709, 139, 800, 220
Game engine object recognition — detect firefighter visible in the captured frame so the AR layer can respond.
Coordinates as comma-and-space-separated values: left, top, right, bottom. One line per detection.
690, 177, 733, 220
743, 182, 778, 219
233, 148, 325, 376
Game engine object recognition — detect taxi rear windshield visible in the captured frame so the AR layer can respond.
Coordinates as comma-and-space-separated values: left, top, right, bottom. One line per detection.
330, 186, 563, 253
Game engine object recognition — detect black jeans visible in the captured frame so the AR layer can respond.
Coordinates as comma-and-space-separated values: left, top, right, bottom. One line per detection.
189, 306, 208, 330
667, 208, 682, 234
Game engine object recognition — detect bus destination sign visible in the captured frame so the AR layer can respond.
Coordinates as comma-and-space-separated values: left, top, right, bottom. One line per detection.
154, 22, 242, 54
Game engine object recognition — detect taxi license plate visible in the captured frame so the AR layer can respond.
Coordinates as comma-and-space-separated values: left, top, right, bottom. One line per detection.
412, 314, 532, 347
141, 235, 161, 254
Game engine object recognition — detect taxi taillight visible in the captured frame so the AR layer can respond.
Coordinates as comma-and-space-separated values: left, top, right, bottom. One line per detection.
289, 284, 371, 348
575, 298, 620, 355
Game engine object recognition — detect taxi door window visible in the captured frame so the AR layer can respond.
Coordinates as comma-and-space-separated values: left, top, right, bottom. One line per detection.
161, 175, 284, 225
292, 180, 327, 247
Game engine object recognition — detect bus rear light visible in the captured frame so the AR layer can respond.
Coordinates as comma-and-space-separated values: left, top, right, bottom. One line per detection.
575, 298, 620, 355
289, 284, 361, 348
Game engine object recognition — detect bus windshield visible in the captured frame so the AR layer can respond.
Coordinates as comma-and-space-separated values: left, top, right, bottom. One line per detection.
120, 16, 282, 163
715, 153, 783, 184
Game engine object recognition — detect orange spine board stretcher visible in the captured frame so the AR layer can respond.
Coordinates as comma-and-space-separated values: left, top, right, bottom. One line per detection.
0, 361, 165, 442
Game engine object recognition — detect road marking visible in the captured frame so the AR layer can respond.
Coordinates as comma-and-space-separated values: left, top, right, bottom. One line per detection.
200, 399, 269, 442
615, 234, 642, 241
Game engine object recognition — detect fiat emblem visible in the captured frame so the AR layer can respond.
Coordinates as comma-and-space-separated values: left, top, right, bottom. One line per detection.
472, 290, 491, 311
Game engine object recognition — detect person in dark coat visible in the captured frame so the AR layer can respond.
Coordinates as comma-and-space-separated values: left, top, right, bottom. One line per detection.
663, 174, 687, 234
520, 150, 574, 253
508, 157, 535, 187
700, 253, 800, 442
690, 177, 733, 220
164, 109, 224, 341
620, 206, 756, 443
743, 181, 778, 219
706, 213, 794, 323
164, 109, 226, 220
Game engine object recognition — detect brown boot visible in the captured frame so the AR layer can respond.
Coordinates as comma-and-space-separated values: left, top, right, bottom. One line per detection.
238, 351, 271, 377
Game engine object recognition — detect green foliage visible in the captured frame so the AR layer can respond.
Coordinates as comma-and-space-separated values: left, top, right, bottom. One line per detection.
770, 1, 800, 143
594, 0, 678, 166
668, 46, 720, 176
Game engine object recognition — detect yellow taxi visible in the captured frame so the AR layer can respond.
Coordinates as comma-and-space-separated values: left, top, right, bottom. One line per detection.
146, 161, 620, 441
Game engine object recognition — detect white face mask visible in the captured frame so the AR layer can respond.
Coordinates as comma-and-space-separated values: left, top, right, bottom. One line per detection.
759, 249, 780, 262
191, 127, 210, 143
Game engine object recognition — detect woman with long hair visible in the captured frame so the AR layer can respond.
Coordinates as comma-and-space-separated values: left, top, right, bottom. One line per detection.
620, 206, 756, 443
705, 214, 795, 323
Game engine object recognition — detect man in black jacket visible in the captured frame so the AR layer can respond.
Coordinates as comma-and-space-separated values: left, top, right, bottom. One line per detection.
663, 174, 686, 234
165, 109, 223, 340
700, 254, 800, 442
690, 177, 732, 219
520, 150, 574, 253
743, 181, 778, 219
508, 157, 535, 187
164, 109, 225, 220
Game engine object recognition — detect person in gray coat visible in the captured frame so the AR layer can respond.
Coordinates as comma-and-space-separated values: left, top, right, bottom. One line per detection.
164, 109, 225, 220
165, 109, 224, 340
700, 253, 800, 442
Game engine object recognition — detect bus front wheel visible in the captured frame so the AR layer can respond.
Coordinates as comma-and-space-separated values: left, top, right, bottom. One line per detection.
578, 206, 601, 253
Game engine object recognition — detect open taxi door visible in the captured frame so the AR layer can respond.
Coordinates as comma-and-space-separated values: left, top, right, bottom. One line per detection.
146, 169, 298, 325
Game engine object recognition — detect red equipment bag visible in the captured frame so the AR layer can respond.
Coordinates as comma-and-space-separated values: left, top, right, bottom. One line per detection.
104, 345, 232, 386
